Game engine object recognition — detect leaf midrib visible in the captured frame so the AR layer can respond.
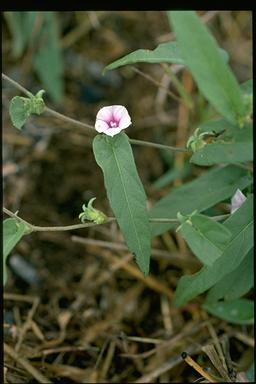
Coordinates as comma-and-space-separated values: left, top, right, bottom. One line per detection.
110, 140, 143, 257
192, 225, 228, 253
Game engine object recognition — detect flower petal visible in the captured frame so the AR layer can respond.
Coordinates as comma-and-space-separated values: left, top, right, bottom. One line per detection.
95, 119, 109, 133
96, 106, 113, 124
231, 189, 247, 214
104, 126, 123, 137
95, 105, 132, 136
112, 105, 132, 129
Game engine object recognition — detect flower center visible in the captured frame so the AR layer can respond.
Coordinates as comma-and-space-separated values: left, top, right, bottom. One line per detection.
109, 121, 118, 128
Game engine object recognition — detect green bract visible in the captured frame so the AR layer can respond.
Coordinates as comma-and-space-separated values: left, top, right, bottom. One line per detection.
9, 89, 46, 130
79, 198, 107, 225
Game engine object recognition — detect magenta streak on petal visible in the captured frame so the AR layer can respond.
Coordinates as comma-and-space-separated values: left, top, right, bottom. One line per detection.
96, 117, 116, 128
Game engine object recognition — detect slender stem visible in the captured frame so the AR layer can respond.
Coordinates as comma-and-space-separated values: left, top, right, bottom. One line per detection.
3, 208, 32, 227
131, 66, 183, 104
3, 207, 113, 232
2, 73, 33, 98
161, 63, 193, 109
3, 207, 230, 234
2, 73, 94, 131
2, 72, 189, 153
44, 106, 94, 131
129, 138, 190, 153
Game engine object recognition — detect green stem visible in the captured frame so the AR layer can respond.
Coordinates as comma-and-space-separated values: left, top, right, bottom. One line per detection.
3, 207, 112, 232
2, 73, 33, 98
161, 63, 193, 109
3, 207, 230, 233
129, 139, 190, 153
2, 72, 190, 153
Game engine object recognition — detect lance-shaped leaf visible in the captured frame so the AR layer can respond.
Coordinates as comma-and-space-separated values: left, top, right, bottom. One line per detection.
206, 249, 253, 303
4, 12, 38, 58
93, 133, 151, 275
104, 42, 184, 73
150, 165, 252, 237
174, 195, 253, 307
168, 11, 245, 125
203, 299, 254, 325
33, 12, 64, 103
177, 212, 232, 266
3, 218, 28, 285
104, 41, 228, 74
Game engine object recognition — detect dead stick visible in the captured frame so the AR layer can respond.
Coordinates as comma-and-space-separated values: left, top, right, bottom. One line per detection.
4, 342, 52, 383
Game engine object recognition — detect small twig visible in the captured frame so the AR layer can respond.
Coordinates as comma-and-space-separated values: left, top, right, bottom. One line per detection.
125, 335, 163, 344
131, 66, 183, 103
181, 352, 216, 383
4, 342, 52, 384
134, 344, 205, 383
73, 235, 174, 299
70, 236, 200, 269
15, 297, 40, 353
100, 340, 116, 381
3, 293, 38, 303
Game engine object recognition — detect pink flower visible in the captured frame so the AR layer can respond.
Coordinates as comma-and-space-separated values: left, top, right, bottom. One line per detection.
95, 105, 132, 137
231, 189, 247, 214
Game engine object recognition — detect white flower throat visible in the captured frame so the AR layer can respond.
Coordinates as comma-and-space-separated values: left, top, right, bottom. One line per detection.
109, 121, 118, 128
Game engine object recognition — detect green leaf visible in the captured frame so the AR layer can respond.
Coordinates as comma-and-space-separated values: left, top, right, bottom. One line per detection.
93, 133, 151, 275
3, 218, 28, 285
177, 212, 232, 266
4, 12, 38, 58
150, 165, 252, 237
9, 92, 46, 130
151, 163, 191, 191
9, 96, 32, 129
103, 41, 229, 73
33, 12, 64, 103
246, 363, 255, 382
174, 196, 253, 306
190, 121, 253, 166
104, 42, 184, 73
203, 299, 254, 325
240, 79, 253, 96
206, 249, 253, 302
168, 11, 245, 125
